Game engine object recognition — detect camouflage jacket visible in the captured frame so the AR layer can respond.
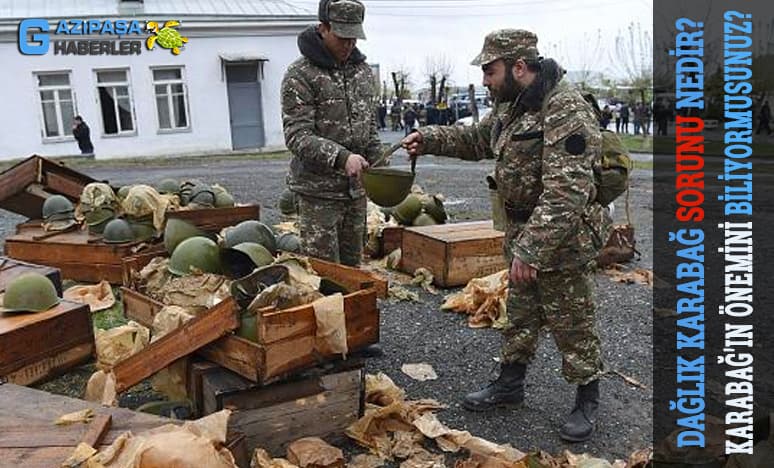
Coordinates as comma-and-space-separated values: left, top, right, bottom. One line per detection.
282, 26, 382, 200
417, 66, 611, 271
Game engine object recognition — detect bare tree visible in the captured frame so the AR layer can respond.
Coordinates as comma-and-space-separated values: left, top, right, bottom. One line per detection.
391, 65, 413, 101
424, 54, 454, 104
546, 30, 604, 92
610, 22, 653, 103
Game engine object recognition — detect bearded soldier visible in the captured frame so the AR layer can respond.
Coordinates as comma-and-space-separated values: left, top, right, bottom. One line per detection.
402, 29, 612, 442
281, 0, 382, 267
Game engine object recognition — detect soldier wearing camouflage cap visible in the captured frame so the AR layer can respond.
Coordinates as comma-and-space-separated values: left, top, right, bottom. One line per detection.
281, 0, 383, 268
402, 29, 612, 443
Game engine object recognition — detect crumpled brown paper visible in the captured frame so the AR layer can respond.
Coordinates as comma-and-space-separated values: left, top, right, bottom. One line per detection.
148, 305, 195, 401
136, 257, 174, 297
85, 370, 118, 406
410, 268, 437, 295
388, 286, 420, 302
252, 448, 299, 468
121, 185, 169, 230
62, 442, 98, 468
603, 264, 653, 287
55, 408, 95, 426
401, 363, 437, 381
64, 281, 116, 312
287, 437, 344, 467
441, 270, 509, 329
276, 255, 322, 290
347, 453, 385, 468
312, 293, 348, 357
249, 282, 323, 312
366, 373, 406, 406
151, 305, 195, 338
89, 410, 236, 468
95, 321, 150, 370
157, 274, 231, 314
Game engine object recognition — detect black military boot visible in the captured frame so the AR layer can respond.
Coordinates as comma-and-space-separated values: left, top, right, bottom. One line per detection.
462, 362, 526, 412
559, 379, 600, 442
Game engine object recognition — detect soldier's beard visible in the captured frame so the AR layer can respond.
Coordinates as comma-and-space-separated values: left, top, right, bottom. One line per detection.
491, 72, 523, 103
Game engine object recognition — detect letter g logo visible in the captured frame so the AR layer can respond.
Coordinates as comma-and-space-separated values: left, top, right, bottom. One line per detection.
19, 19, 50, 55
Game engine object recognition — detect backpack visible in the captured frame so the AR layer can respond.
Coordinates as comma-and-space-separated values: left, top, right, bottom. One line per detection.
564, 92, 633, 206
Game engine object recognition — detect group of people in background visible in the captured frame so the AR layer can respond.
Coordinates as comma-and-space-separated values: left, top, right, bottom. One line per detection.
599, 101, 655, 135
375, 100, 455, 134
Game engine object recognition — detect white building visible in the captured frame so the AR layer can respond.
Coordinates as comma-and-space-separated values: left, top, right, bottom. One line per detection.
0, 0, 316, 161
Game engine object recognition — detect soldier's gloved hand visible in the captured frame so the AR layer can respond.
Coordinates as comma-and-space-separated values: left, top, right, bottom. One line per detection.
345, 153, 369, 177
510, 256, 537, 284
401, 132, 424, 157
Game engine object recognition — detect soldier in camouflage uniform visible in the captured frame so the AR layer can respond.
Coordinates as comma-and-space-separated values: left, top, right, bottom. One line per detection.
403, 29, 612, 442
281, 0, 382, 267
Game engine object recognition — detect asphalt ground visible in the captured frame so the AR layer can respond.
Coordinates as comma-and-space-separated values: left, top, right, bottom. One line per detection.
0, 133, 653, 462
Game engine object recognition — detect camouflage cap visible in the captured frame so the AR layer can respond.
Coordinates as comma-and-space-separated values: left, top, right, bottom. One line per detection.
471, 29, 539, 66
320, 0, 366, 40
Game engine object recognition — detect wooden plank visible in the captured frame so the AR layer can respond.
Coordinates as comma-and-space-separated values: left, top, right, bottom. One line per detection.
45, 172, 87, 199
167, 204, 261, 228
80, 414, 112, 448
112, 298, 239, 393
0, 301, 93, 377
187, 360, 221, 417
198, 335, 263, 383
0, 157, 41, 219
309, 257, 388, 298
382, 226, 403, 256
400, 228, 448, 279
4, 342, 94, 386
121, 286, 164, 328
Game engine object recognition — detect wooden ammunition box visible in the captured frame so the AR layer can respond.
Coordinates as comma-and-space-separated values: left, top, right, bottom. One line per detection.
0, 257, 63, 297
400, 220, 507, 288
121, 252, 385, 384
0, 300, 94, 385
196, 361, 364, 456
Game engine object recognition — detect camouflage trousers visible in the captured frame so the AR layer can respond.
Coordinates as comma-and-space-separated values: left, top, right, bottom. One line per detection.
501, 266, 604, 385
297, 194, 367, 267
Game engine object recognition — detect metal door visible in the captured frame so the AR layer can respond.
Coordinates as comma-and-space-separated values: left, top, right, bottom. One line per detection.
226, 63, 265, 150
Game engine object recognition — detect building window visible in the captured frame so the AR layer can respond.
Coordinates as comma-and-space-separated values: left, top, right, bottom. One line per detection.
152, 67, 189, 131
96, 69, 135, 135
36, 72, 75, 139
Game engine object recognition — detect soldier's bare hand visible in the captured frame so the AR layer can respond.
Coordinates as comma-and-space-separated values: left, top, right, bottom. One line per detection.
510, 257, 537, 284
401, 132, 424, 157
345, 154, 369, 177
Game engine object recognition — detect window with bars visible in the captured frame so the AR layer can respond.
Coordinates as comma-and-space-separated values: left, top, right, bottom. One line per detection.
96, 69, 135, 135
36, 72, 75, 139
152, 67, 189, 131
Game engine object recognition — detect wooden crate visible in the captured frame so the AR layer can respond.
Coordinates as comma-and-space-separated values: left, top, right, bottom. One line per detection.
382, 225, 404, 257
121, 253, 384, 384
0, 256, 63, 296
0, 155, 99, 219
0, 384, 250, 468
400, 220, 507, 288
167, 204, 261, 231
4, 225, 154, 284
198, 361, 364, 457
0, 300, 94, 385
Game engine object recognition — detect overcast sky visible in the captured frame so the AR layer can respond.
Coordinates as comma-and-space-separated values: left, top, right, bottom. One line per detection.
293, 0, 653, 90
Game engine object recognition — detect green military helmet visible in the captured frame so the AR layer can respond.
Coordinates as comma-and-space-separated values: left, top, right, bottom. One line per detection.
222, 242, 274, 278
42, 195, 74, 220
237, 311, 258, 342
156, 178, 180, 195
213, 185, 235, 208
362, 167, 415, 207
164, 218, 205, 254
85, 206, 116, 234
128, 218, 157, 242
422, 195, 447, 224
103, 218, 135, 244
223, 220, 276, 254
392, 194, 422, 225
188, 184, 216, 208
278, 189, 298, 215
2, 273, 60, 312
117, 185, 132, 200
168, 236, 222, 276
412, 213, 437, 227
276, 232, 302, 253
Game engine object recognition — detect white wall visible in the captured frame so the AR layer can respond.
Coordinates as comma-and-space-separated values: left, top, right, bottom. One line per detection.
0, 33, 302, 161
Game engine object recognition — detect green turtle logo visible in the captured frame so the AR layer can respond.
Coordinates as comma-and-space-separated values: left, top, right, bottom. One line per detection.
146, 20, 188, 55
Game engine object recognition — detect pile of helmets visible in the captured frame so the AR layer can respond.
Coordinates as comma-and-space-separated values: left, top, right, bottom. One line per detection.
79, 182, 119, 234
386, 193, 448, 227
177, 179, 235, 208
42, 195, 77, 231
1, 273, 60, 313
